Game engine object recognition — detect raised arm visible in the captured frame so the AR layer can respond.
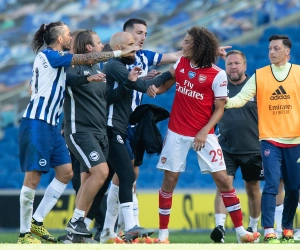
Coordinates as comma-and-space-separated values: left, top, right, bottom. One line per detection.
71, 46, 139, 65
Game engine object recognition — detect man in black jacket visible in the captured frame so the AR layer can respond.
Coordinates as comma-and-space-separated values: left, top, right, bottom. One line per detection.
100, 31, 174, 243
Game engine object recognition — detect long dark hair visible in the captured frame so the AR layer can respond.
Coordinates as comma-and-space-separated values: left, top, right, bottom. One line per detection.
187, 26, 219, 68
31, 21, 65, 53
73, 30, 97, 54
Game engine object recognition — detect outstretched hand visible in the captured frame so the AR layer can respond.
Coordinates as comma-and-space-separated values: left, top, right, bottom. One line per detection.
120, 45, 140, 57
87, 72, 106, 82
128, 66, 142, 81
142, 69, 161, 80
218, 46, 232, 60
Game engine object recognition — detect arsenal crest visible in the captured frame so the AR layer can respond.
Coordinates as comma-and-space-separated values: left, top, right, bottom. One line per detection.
198, 74, 206, 83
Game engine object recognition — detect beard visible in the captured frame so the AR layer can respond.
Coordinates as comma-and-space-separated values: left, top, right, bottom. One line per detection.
228, 71, 243, 82
121, 56, 135, 65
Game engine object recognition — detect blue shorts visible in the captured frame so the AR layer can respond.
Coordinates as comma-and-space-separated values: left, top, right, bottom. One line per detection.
19, 118, 71, 173
125, 126, 136, 160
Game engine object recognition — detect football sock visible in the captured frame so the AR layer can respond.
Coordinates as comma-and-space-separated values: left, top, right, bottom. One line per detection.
84, 217, 92, 229
264, 227, 275, 236
20, 186, 35, 234
117, 206, 125, 231
102, 184, 119, 234
133, 192, 140, 226
249, 216, 259, 232
274, 204, 283, 231
71, 208, 85, 222
215, 213, 226, 228
221, 189, 243, 228
159, 189, 173, 229
120, 202, 135, 231
33, 178, 67, 222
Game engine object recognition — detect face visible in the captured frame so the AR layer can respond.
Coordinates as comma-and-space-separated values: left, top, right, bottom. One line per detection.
269, 39, 290, 65
126, 24, 147, 48
89, 34, 104, 53
120, 34, 136, 64
181, 34, 193, 59
225, 54, 246, 82
60, 25, 72, 51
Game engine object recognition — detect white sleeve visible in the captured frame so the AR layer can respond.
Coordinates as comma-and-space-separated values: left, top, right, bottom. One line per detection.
212, 70, 228, 99
173, 56, 182, 70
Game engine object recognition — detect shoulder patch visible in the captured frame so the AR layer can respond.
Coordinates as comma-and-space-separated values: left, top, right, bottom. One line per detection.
58, 51, 68, 56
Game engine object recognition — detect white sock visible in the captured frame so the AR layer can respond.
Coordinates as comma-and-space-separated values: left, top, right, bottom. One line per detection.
102, 184, 119, 235
249, 216, 259, 232
298, 202, 300, 210
235, 226, 247, 236
274, 204, 283, 231
264, 228, 275, 236
120, 202, 136, 231
117, 206, 125, 231
71, 208, 85, 222
33, 178, 67, 222
20, 186, 35, 234
215, 213, 226, 228
133, 192, 140, 226
84, 217, 92, 229
158, 229, 169, 241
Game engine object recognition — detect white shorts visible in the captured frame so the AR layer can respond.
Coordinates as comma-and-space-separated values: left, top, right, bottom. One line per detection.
156, 129, 226, 174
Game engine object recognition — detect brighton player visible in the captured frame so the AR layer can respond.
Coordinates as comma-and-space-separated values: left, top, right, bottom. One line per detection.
147, 26, 260, 244
18, 21, 138, 244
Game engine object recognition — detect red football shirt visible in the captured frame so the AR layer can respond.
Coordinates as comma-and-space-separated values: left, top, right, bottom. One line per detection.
168, 56, 228, 137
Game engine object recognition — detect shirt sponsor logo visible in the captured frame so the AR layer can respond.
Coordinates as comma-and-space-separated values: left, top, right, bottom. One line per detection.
89, 151, 100, 161
161, 157, 167, 164
84, 71, 90, 76
198, 74, 207, 83
188, 71, 196, 79
117, 135, 124, 144
176, 80, 204, 100
264, 149, 270, 157
270, 85, 290, 100
39, 159, 47, 166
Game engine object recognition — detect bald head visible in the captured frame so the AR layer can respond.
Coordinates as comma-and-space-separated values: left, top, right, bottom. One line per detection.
110, 32, 134, 50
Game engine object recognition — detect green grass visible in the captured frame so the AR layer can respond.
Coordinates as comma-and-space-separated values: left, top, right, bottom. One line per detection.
1, 230, 299, 244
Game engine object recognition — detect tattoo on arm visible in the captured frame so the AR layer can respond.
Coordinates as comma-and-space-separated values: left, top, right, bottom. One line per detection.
71, 52, 114, 65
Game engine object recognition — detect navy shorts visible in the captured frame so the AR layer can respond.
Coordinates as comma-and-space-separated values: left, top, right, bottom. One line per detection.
19, 118, 71, 173
125, 126, 136, 160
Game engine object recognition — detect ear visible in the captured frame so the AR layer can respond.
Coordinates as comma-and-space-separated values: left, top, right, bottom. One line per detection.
115, 45, 122, 50
58, 36, 63, 43
86, 44, 92, 52
286, 48, 290, 56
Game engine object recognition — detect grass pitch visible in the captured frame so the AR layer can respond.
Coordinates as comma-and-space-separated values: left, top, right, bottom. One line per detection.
0, 231, 299, 250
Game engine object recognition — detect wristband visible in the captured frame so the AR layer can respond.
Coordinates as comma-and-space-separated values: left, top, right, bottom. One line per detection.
113, 50, 122, 58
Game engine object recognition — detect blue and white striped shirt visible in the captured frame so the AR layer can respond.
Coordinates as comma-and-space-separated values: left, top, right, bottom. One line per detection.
24, 48, 73, 125
127, 50, 162, 111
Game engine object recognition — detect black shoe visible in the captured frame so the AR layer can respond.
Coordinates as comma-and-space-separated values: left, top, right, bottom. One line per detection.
94, 228, 101, 243
210, 225, 225, 243
123, 225, 154, 242
58, 232, 84, 244
65, 217, 92, 237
